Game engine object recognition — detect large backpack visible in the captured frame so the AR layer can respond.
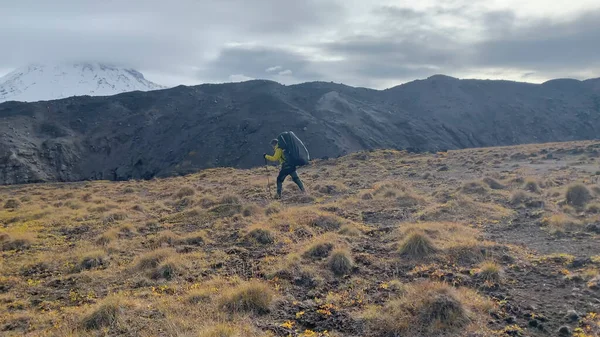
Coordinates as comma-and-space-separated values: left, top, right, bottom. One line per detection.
277, 131, 310, 167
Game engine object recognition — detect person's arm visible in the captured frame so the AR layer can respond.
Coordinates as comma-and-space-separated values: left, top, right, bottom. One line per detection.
265, 147, 283, 162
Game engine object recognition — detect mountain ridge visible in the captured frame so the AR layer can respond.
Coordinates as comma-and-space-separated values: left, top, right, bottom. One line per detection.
0, 74, 599, 184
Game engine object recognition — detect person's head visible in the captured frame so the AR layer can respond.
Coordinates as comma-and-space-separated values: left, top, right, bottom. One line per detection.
270, 139, 278, 147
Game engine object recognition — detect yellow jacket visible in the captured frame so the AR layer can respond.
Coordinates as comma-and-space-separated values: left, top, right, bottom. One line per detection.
265, 145, 284, 164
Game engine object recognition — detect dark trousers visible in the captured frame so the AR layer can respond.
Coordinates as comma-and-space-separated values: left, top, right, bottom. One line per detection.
277, 165, 304, 196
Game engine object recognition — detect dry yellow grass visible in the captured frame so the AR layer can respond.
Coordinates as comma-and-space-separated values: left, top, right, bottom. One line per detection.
398, 222, 494, 264
418, 194, 513, 222
245, 226, 276, 245
134, 248, 176, 271
303, 234, 337, 260
218, 280, 275, 314
541, 213, 583, 233
475, 261, 504, 284
0, 231, 35, 251
398, 231, 437, 259
461, 180, 489, 195
1, 143, 598, 336
364, 280, 495, 335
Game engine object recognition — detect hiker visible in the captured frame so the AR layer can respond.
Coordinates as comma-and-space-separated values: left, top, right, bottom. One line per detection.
264, 136, 306, 198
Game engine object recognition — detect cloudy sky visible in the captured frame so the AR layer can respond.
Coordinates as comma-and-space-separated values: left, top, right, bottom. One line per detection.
1, 0, 599, 89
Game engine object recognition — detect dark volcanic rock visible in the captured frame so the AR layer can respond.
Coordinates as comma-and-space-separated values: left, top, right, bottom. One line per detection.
0, 76, 600, 184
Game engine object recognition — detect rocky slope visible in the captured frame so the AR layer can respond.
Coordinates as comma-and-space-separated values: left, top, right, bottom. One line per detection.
0, 75, 599, 184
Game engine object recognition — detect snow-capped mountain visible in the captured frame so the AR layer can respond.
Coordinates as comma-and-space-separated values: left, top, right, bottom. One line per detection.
0, 63, 166, 103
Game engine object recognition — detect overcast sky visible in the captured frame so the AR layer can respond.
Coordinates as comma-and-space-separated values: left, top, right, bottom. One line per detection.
1, 0, 600, 89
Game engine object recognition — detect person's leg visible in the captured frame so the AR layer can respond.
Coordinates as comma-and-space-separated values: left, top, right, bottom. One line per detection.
276, 168, 290, 198
290, 169, 305, 192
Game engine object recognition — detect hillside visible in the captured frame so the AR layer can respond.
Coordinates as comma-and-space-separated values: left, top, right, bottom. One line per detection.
0, 63, 165, 103
0, 140, 599, 336
0, 76, 599, 184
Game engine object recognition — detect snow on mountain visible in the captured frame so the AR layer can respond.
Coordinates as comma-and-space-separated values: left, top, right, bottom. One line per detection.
0, 63, 166, 103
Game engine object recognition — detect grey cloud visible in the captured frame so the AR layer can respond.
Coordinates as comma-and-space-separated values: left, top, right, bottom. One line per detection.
1, 0, 599, 88
0, 0, 342, 74
318, 5, 600, 86
198, 45, 323, 83
475, 10, 600, 70
318, 5, 470, 82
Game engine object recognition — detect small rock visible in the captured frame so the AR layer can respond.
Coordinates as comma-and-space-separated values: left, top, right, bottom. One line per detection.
571, 257, 591, 268
501, 254, 515, 263
558, 326, 571, 336
585, 223, 600, 234
565, 309, 580, 322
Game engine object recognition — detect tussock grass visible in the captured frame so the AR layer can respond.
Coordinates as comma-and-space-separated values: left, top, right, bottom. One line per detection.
196, 323, 269, 337
0, 232, 35, 251
242, 204, 261, 217
134, 248, 174, 270
187, 288, 213, 305
245, 227, 275, 245
96, 228, 119, 246
398, 222, 492, 264
360, 192, 373, 200
153, 230, 181, 247
364, 281, 494, 335
339, 224, 361, 237
198, 324, 238, 337
420, 194, 512, 222
510, 191, 543, 208
398, 232, 437, 259
304, 235, 336, 259
151, 257, 182, 280
199, 196, 218, 209
264, 253, 320, 285
461, 180, 488, 195
328, 249, 354, 276
476, 261, 504, 283
586, 203, 600, 214
76, 250, 107, 272
81, 295, 126, 330
3, 199, 20, 209
541, 213, 582, 234
523, 178, 541, 193
219, 194, 241, 205
118, 223, 135, 233
264, 203, 281, 216
482, 177, 505, 190
181, 230, 208, 246
175, 187, 195, 198
209, 203, 242, 218
304, 213, 344, 232
219, 280, 274, 314
313, 181, 349, 195
566, 184, 592, 208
